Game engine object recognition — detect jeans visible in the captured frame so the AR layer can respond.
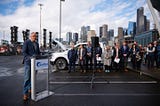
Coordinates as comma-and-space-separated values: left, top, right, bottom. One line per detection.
68, 61, 76, 72
23, 61, 31, 95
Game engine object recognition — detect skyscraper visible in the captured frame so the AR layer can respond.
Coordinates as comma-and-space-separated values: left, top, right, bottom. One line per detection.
118, 27, 124, 40
118, 27, 124, 45
99, 26, 103, 38
73, 33, 78, 43
146, 19, 150, 31
136, 7, 148, 34
80, 26, 90, 42
66, 32, 72, 44
108, 29, 114, 40
102, 24, 108, 38
87, 30, 96, 42
127, 21, 136, 37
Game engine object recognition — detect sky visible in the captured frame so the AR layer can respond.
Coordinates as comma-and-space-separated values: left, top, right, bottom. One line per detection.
0, 0, 154, 42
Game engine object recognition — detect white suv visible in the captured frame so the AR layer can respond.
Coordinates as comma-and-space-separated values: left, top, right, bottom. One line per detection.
50, 40, 105, 70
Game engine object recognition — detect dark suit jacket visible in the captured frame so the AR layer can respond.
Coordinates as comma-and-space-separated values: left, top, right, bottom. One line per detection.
22, 39, 40, 63
120, 45, 130, 57
95, 46, 102, 57
68, 48, 77, 62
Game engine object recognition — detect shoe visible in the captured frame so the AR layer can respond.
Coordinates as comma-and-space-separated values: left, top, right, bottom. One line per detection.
125, 69, 128, 72
98, 69, 101, 72
105, 70, 108, 72
23, 94, 28, 101
68, 71, 71, 73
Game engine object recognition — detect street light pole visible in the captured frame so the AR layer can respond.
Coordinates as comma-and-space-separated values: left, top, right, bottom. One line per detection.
38, 3, 43, 46
59, 0, 65, 42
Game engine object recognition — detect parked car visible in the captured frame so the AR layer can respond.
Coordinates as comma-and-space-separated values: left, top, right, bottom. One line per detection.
0, 45, 9, 55
50, 40, 106, 70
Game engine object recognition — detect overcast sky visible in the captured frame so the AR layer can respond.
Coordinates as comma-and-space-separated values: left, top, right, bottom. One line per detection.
0, 0, 153, 42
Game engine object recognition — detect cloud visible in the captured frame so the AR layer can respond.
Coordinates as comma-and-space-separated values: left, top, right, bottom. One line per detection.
0, 0, 153, 42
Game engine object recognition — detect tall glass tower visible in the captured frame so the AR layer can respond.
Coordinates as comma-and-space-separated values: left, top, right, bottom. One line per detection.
136, 7, 147, 34
128, 21, 136, 37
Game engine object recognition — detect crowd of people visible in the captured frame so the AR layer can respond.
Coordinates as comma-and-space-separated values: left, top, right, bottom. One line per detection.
22, 32, 160, 101
67, 40, 160, 73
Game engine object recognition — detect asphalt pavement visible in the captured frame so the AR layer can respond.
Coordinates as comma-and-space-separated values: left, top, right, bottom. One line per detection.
1, 55, 160, 106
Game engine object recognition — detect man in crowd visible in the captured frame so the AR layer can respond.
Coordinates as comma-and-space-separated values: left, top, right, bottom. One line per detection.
86, 41, 93, 71
67, 42, 77, 73
120, 41, 130, 72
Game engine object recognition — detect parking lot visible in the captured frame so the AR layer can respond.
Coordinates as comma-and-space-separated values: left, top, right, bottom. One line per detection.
1, 55, 160, 106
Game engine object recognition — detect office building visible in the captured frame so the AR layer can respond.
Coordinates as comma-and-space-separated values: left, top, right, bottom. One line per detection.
108, 29, 114, 40
73, 33, 78, 43
80, 26, 90, 42
66, 32, 72, 44
102, 24, 108, 38
87, 30, 96, 42
127, 21, 136, 37
136, 7, 148, 34
99, 26, 103, 38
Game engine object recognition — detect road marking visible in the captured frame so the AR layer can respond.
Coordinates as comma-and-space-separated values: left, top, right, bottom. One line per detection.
0, 66, 12, 77
51, 76, 125, 78
49, 81, 157, 84
53, 93, 160, 96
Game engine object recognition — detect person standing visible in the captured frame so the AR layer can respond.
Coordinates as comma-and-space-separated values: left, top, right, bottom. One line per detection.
136, 45, 144, 70
153, 41, 158, 69
86, 41, 93, 71
67, 42, 77, 73
22, 32, 40, 101
130, 44, 139, 69
103, 46, 112, 72
120, 41, 130, 72
147, 43, 155, 69
156, 41, 160, 69
94, 44, 102, 72
113, 43, 121, 72
78, 44, 87, 73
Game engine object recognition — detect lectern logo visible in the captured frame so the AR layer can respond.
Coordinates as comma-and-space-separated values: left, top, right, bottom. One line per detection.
35, 59, 48, 70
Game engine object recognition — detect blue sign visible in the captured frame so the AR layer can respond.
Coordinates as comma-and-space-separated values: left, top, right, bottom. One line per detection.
35, 59, 48, 70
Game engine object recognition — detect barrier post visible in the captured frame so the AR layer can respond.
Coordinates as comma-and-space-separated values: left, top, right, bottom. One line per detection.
31, 57, 36, 100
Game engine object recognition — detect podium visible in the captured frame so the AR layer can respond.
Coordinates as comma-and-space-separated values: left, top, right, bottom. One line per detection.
31, 55, 53, 101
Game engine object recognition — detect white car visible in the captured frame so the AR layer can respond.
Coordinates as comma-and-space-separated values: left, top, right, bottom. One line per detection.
50, 40, 106, 70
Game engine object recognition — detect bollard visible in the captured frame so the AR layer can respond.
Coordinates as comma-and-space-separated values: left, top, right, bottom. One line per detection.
31, 57, 36, 100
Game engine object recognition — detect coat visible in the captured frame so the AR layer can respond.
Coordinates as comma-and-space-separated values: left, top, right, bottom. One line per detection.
103, 50, 112, 66
68, 49, 77, 62
22, 39, 40, 63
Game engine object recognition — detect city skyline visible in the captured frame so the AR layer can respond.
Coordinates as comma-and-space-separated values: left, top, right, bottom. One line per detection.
0, 0, 152, 42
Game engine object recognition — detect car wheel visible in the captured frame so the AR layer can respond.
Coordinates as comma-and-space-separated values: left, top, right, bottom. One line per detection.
55, 58, 67, 70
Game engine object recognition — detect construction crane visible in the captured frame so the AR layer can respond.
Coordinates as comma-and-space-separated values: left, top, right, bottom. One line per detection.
146, 0, 160, 36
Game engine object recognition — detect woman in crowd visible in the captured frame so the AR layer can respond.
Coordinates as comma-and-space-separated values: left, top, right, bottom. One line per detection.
130, 43, 139, 69
136, 44, 144, 70
78, 44, 87, 73
103, 46, 112, 72
112, 43, 121, 72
